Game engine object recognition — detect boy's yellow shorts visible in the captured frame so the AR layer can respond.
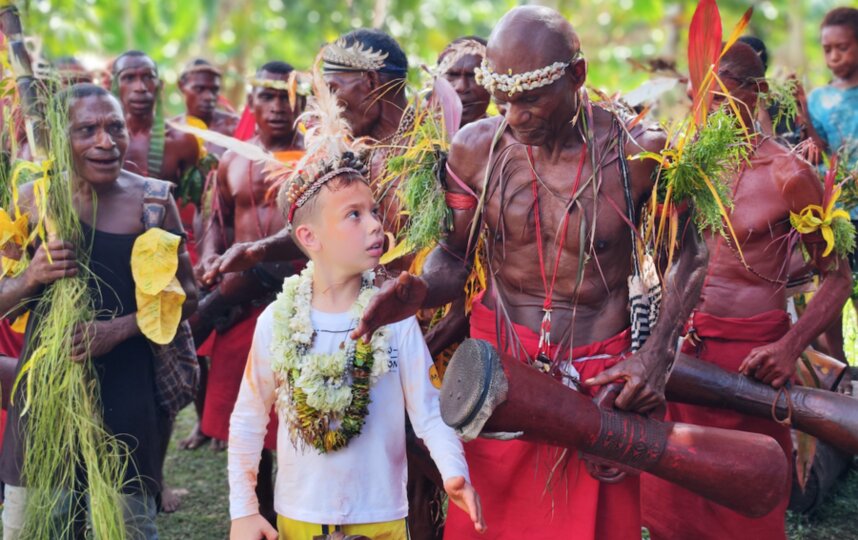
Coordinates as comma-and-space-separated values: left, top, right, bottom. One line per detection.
277, 514, 410, 540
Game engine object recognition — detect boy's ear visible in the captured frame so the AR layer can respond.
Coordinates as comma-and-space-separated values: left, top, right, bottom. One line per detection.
293, 223, 320, 254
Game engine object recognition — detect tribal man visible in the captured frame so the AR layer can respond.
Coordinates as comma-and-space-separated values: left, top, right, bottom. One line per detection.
193, 61, 305, 524
112, 50, 199, 185
174, 58, 239, 157
198, 29, 412, 280
111, 49, 201, 513
436, 36, 491, 127
350, 7, 708, 539
641, 42, 852, 540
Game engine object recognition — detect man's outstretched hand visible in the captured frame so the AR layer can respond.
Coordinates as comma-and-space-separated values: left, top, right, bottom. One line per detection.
350, 272, 427, 342
444, 476, 487, 534
201, 241, 266, 286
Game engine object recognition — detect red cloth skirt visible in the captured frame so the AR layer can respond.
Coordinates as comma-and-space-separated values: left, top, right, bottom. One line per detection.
444, 295, 640, 540
201, 305, 277, 450
641, 309, 793, 540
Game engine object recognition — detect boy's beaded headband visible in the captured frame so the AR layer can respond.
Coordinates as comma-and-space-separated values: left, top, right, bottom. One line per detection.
286, 167, 364, 224
474, 54, 580, 96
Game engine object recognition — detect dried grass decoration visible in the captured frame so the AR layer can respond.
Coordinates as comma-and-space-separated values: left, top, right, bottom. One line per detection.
13, 93, 132, 540
380, 75, 462, 263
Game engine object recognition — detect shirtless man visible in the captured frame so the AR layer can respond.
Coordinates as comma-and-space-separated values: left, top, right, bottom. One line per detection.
352, 7, 707, 539
199, 29, 411, 280
174, 58, 239, 157
436, 36, 491, 127
112, 49, 200, 513
193, 61, 305, 524
112, 50, 199, 184
641, 42, 852, 540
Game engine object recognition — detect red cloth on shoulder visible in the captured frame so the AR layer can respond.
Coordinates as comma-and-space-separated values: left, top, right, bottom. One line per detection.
444, 294, 640, 540
641, 309, 792, 540
201, 305, 278, 450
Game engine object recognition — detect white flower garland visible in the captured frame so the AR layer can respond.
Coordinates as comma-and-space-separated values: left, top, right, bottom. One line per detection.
270, 262, 391, 451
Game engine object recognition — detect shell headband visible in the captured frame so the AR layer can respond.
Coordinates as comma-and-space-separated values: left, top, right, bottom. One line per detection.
475, 55, 579, 96
322, 37, 406, 75
435, 39, 487, 78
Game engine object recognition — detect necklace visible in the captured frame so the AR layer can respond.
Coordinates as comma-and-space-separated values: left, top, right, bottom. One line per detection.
270, 262, 391, 453
526, 142, 588, 370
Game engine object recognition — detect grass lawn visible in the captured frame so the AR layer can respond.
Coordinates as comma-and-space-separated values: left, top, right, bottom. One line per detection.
156, 409, 230, 539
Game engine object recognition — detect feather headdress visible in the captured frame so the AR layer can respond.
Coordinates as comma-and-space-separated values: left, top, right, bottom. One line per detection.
279, 58, 371, 225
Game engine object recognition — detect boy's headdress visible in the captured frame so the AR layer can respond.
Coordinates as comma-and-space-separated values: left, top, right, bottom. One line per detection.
281, 58, 371, 227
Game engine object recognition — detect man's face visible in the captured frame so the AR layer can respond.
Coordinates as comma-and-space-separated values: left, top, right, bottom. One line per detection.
249, 70, 300, 140
114, 55, 159, 117
69, 94, 129, 185
301, 180, 385, 275
486, 50, 582, 147
822, 25, 858, 81
180, 71, 221, 121
709, 72, 759, 129
323, 71, 379, 137
443, 54, 490, 126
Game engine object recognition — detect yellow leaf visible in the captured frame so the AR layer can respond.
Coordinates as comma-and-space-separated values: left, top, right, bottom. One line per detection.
136, 277, 186, 345
380, 235, 415, 265
131, 228, 181, 295
0, 209, 28, 247
10, 311, 28, 334
821, 226, 835, 258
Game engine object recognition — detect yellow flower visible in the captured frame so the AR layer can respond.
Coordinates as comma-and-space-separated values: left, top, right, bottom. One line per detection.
0, 208, 28, 249
790, 187, 851, 257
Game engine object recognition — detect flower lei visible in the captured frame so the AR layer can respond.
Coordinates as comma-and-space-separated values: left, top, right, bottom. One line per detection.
270, 262, 391, 453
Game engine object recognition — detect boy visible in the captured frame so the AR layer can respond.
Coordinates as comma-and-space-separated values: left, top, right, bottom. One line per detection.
228, 151, 486, 539
806, 7, 858, 170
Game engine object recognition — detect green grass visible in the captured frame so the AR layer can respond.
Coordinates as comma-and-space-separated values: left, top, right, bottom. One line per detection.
787, 467, 858, 540
156, 408, 229, 539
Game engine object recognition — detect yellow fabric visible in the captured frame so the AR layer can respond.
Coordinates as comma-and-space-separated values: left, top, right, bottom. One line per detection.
185, 115, 209, 157
277, 515, 408, 540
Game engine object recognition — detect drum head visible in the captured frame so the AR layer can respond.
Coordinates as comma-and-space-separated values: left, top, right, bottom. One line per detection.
440, 339, 497, 430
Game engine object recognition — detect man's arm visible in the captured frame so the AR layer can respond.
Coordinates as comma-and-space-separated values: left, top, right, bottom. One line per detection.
200, 227, 304, 287
586, 216, 709, 412
587, 127, 709, 412
740, 159, 852, 387
196, 153, 235, 281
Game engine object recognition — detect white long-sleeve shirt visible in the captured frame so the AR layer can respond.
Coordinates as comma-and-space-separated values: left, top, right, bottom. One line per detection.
228, 305, 469, 524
